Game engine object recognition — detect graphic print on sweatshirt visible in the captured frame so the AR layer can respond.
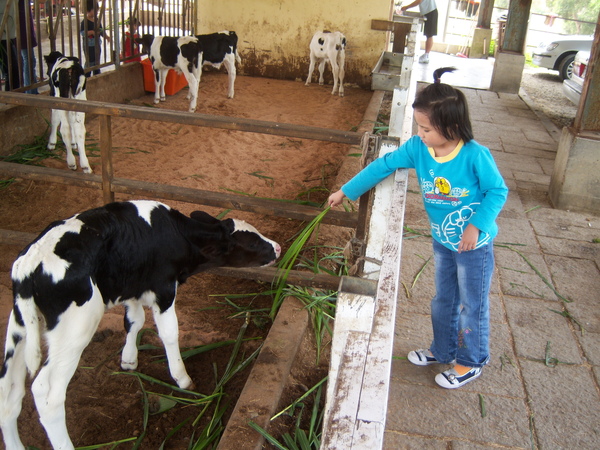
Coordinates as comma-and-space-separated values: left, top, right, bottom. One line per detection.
421, 170, 491, 251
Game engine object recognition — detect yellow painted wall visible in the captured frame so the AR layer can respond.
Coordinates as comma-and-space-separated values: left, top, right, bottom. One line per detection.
196, 0, 394, 88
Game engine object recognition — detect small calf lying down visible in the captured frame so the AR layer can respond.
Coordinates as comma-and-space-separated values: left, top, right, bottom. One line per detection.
136, 34, 203, 112
44, 51, 91, 173
195, 30, 241, 99
305, 31, 347, 97
0, 200, 280, 450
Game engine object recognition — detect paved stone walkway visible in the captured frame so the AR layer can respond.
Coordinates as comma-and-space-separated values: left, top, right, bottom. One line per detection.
383, 55, 600, 448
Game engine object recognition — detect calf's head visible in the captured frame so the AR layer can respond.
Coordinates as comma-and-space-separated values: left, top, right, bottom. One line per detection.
190, 211, 281, 268
135, 34, 155, 56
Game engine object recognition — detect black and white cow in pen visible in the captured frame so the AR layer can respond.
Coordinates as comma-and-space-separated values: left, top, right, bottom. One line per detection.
305, 31, 347, 97
0, 200, 280, 450
195, 30, 241, 99
136, 34, 204, 112
44, 51, 92, 173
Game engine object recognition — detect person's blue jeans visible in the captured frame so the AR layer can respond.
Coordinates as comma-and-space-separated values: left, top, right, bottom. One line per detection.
21, 48, 39, 94
429, 239, 494, 368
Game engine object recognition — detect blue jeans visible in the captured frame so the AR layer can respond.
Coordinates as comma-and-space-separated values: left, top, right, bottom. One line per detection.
21, 48, 39, 94
429, 239, 494, 368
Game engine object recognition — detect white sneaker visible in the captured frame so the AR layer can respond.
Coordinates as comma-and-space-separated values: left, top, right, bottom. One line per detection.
435, 366, 482, 389
408, 349, 440, 366
419, 53, 430, 64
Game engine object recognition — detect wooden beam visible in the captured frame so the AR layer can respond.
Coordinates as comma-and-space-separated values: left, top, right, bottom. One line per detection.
0, 162, 358, 227
371, 19, 396, 31
0, 229, 377, 295
0, 91, 364, 145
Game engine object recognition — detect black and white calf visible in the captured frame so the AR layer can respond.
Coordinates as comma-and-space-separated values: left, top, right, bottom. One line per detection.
44, 51, 91, 173
195, 30, 241, 99
136, 35, 204, 112
305, 31, 347, 97
0, 200, 280, 450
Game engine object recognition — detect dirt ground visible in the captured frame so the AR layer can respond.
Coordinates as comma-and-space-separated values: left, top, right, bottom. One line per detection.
0, 72, 373, 448
520, 66, 578, 129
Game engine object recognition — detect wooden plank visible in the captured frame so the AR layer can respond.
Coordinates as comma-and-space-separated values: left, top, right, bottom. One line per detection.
321, 330, 371, 449
392, 22, 412, 54
0, 161, 104, 188
356, 169, 407, 427
0, 91, 364, 145
111, 177, 358, 227
100, 115, 114, 203
0, 162, 358, 228
371, 19, 395, 31
322, 293, 375, 439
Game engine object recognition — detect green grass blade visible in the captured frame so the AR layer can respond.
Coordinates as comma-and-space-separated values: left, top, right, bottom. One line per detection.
247, 421, 287, 449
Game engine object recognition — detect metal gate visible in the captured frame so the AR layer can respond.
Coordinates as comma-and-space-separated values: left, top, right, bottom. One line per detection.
0, 0, 195, 93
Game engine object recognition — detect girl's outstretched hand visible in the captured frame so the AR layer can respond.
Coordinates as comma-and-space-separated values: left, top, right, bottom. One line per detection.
328, 190, 345, 208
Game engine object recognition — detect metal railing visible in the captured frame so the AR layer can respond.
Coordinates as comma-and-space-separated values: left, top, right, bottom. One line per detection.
0, 0, 194, 93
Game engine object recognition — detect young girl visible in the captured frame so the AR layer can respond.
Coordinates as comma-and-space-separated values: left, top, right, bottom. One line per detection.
328, 67, 508, 389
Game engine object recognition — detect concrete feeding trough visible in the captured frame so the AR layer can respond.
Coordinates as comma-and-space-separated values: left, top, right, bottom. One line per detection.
371, 51, 406, 91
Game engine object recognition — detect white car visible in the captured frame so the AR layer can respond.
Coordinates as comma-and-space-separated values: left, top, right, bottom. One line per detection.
562, 51, 589, 105
532, 35, 593, 80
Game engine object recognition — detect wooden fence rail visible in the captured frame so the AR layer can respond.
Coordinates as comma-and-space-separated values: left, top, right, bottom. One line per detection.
0, 162, 358, 227
0, 89, 372, 290
0, 92, 364, 145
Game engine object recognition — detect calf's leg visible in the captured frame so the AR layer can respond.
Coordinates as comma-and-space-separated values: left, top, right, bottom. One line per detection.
305, 54, 317, 86
151, 298, 193, 389
329, 56, 340, 95
337, 51, 346, 97
317, 59, 326, 86
181, 69, 200, 112
222, 54, 236, 98
57, 111, 77, 171
33, 287, 104, 450
47, 110, 60, 150
0, 310, 28, 450
70, 111, 91, 173
121, 299, 146, 370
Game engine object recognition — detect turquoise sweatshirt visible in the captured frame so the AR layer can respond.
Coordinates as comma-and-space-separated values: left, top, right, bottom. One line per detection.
342, 136, 508, 251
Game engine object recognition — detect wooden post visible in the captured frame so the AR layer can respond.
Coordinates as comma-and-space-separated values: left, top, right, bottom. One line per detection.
100, 115, 114, 203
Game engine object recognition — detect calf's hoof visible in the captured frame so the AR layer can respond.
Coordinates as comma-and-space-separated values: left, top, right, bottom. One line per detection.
82, 166, 93, 174
176, 375, 194, 391
68, 164, 77, 171
160, 97, 166, 102
121, 360, 138, 371
47, 144, 56, 150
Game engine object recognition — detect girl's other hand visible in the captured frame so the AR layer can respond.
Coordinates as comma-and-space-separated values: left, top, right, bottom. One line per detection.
458, 223, 480, 253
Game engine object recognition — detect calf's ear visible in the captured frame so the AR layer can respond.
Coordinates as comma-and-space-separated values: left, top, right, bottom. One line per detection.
190, 211, 220, 224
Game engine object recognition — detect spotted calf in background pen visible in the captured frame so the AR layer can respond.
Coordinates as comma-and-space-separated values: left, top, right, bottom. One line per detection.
195, 30, 242, 99
136, 34, 204, 112
305, 30, 347, 97
0, 200, 281, 450
44, 51, 91, 173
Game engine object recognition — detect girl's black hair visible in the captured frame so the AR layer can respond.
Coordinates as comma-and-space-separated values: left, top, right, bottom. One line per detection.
412, 67, 474, 143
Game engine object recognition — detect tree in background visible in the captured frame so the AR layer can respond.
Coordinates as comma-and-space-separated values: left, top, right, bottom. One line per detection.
547, 0, 599, 34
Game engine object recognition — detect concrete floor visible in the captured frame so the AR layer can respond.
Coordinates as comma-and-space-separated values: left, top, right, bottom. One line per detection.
383, 53, 600, 449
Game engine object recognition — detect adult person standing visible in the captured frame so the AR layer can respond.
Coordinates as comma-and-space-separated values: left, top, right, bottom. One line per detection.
399, 0, 438, 64
0, 0, 21, 90
18, 0, 38, 93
